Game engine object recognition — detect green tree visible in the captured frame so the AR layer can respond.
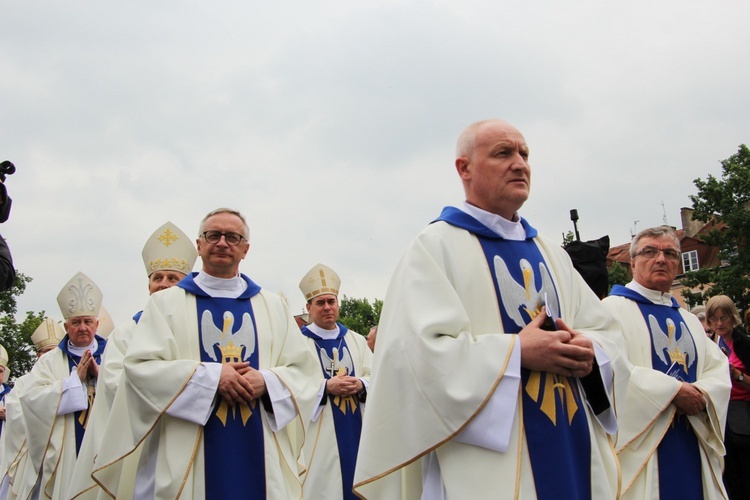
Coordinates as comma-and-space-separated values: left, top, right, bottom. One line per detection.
562, 230, 575, 246
681, 144, 750, 311
0, 272, 43, 384
607, 262, 630, 292
338, 295, 382, 336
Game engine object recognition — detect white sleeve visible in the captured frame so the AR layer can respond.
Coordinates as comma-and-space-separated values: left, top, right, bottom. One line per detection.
260, 369, 295, 432
166, 362, 221, 425
57, 370, 88, 415
453, 340, 522, 452
588, 341, 617, 434
310, 379, 327, 423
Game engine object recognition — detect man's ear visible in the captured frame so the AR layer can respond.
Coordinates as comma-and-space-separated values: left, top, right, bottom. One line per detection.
455, 157, 471, 180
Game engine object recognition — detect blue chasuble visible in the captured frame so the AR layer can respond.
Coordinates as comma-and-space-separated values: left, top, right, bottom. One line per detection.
301, 323, 362, 500
434, 207, 592, 499
609, 285, 702, 499
179, 273, 266, 500
58, 334, 107, 454
0, 383, 10, 437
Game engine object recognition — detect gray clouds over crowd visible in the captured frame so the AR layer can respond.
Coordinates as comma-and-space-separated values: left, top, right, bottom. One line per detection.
1, 0, 748, 325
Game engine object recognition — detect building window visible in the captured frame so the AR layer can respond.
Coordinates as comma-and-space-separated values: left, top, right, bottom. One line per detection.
682, 250, 699, 272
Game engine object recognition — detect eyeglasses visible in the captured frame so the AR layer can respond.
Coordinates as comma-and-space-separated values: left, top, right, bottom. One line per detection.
708, 316, 731, 325
633, 246, 681, 262
201, 230, 245, 246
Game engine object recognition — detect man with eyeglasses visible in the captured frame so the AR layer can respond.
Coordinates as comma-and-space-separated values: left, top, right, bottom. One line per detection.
92, 208, 319, 499
603, 225, 730, 499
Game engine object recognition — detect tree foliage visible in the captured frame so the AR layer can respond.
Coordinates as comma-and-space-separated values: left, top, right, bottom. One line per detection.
338, 295, 382, 336
681, 144, 750, 311
607, 262, 630, 292
0, 272, 44, 384
562, 230, 575, 246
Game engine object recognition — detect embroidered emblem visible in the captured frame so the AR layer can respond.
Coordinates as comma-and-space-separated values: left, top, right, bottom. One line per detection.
319, 346, 358, 414
202, 310, 257, 425
65, 277, 97, 315
158, 228, 179, 247
649, 316, 696, 373
494, 255, 578, 425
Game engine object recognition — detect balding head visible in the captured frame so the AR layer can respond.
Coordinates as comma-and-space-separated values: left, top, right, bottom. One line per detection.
455, 120, 531, 220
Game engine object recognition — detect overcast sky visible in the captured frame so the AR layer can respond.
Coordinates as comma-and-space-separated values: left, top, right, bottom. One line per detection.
1, 1, 748, 327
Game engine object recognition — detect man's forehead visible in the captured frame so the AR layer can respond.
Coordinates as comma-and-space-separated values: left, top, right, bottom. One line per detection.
477, 122, 527, 147
204, 213, 246, 235
313, 293, 338, 303
638, 235, 679, 249
68, 315, 97, 322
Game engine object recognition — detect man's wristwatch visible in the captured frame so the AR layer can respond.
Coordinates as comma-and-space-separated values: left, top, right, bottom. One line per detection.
739, 373, 745, 382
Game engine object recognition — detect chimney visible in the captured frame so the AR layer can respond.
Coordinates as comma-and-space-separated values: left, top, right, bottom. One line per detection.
681, 207, 704, 238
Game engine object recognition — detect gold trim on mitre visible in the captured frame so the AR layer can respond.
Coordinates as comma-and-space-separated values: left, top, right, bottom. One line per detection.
31, 317, 66, 351
142, 221, 198, 277
299, 263, 341, 301
0, 344, 7, 368
57, 271, 103, 319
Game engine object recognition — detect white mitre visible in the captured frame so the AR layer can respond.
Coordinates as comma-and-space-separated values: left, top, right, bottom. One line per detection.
57, 271, 103, 319
97, 305, 115, 339
299, 263, 341, 301
31, 317, 66, 351
142, 221, 198, 277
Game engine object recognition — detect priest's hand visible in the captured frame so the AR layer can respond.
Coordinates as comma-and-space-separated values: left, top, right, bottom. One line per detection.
77, 350, 99, 380
518, 308, 595, 377
0, 407, 5, 420
673, 382, 706, 415
218, 361, 253, 407
242, 368, 267, 400
326, 375, 362, 396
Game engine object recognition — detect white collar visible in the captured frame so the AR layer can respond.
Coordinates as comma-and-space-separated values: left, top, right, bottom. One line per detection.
194, 271, 248, 299
306, 322, 341, 339
460, 202, 526, 241
67, 338, 98, 357
626, 280, 674, 305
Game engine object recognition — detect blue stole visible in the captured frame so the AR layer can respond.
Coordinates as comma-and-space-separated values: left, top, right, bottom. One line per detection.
300, 324, 361, 500
179, 273, 266, 499
718, 336, 731, 357
434, 207, 592, 499
58, 334, 107, 455
609, 286, 702, 499
0, 383, 10, 437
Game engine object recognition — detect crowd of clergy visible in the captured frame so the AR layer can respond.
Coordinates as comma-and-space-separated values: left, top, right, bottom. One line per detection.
0, 119, 745, 499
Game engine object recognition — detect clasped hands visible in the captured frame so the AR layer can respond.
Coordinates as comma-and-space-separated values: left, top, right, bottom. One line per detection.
76, 350, 99, 381
217, 361, 267, 407
518, 307, 595, 378
326, 374, 363, 397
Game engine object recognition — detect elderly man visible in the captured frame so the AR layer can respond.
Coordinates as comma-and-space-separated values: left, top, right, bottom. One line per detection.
0, 319, 66, 500
17, 273, 106, 499
603, 226, 730, 499
298, 263, 372, 500
67, 221, 197, 499
93, 208, 318, 499
354, 120, 625, 499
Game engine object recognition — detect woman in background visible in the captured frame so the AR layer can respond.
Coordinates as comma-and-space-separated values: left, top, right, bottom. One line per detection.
706, 295, 750, 499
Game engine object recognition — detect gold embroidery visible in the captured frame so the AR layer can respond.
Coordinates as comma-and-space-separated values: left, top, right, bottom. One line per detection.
158, 228, 179, 247
78, 383, 96, 428
332, 366, 358, 415
525, 372, 580, 426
